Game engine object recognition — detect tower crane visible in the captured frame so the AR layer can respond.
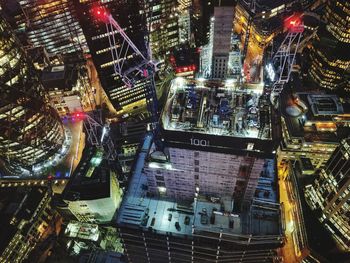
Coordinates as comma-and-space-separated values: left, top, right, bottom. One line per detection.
267, 14, 304, 104
91, 5, 161, 149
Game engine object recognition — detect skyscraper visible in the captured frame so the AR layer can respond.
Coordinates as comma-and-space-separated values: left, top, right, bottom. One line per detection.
1, 0, 87, 55
117, 79, 283, 262
73, 0, 148, 113
0, 16, 65, 175
305, 138, 350, 251
200, 6, 236, 79
308, 0, 350, 94
143, 0, 180, 60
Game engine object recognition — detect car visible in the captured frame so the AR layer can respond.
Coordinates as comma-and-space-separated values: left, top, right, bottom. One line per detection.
168, 213, 172, 221
175, 222, 181, 231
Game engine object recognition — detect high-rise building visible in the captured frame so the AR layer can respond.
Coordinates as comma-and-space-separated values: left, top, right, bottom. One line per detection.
142, 0, 180, 60
73, 0, 149, 113
178, 0, 192, 44
308, 0, 350, 94
62, 147, 122, 224
305, 138, 350, 251
0, 187, 58, 262
200, 6, 237, 79
192, 0, 234, 47
0, 16, 65, 176
1, 0, 87, 55
117, 79, 283, 262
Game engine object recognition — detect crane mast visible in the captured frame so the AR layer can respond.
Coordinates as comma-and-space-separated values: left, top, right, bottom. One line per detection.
91, 6, 161, 148
268, 14, 304, 103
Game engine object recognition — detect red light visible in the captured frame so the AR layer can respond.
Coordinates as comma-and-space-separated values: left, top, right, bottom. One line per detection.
47, 175, 53, 180
284, 14, 304, 32
91, 5, 109, 22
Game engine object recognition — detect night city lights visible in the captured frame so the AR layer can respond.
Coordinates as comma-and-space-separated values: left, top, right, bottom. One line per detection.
0, 1, 349, 263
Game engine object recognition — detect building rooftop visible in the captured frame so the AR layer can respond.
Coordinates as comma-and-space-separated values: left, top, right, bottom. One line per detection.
65, 221, 99, 241
281, 89, 350, 142
117, 134, 282, 242
41, 64, 78, 91
161, 78, 277, 157
62, 147, 111, 201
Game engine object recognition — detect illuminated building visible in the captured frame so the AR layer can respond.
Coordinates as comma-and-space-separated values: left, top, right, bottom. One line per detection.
305, 138, 350, 251
142, 0, 180, 60
73, 0, 149, 113
41, 64, 90, 116
279, 91, 350, 170
0, 17, 66, 176
192, 0, 234, 47
308, 0, 350, 94
234, 0, 298, 48
200, 7, 239, 79
178, 0, 192, 44
1, 0, 87, 55
0, 187, 58, 262
170, 46, 199, 77
117, 79, 283, 262
62, 147, 122, 224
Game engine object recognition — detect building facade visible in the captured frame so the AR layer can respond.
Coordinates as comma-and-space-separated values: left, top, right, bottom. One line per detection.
305, 138, 350, 251
73, 0, 150, 114
200, 7, 236, 79
143, 0, 180, 60
0, 187, 58, 263
117, 135, 283, 263
0, 16, 65, 176
62, 148, 122, 224
1, 0, 87, 55
308, 0, 350, 94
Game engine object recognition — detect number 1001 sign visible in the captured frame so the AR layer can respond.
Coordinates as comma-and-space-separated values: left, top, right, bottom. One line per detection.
190, 138, 210, 146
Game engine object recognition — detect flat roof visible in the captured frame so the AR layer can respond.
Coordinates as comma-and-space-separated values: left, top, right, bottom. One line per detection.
280, 89, 350, 142
160, 78, 276, 157
117, 134, 282, 241
62, 147, 111, 201
163, 78, 271, 140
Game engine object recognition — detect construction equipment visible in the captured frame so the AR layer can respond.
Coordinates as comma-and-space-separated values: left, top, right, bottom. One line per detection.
73, 111, 117, 161
91, 5, 161, 149
268, 14, 304, 103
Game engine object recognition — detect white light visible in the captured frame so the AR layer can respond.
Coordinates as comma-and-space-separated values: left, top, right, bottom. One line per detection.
149, 162, 160, 169
197, 77, 205, 82
101, 126, 107, 143
158, 186, 166, 193
175, 77, 185, 86
225, 79, 235, 85
265, 63, 275, 81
